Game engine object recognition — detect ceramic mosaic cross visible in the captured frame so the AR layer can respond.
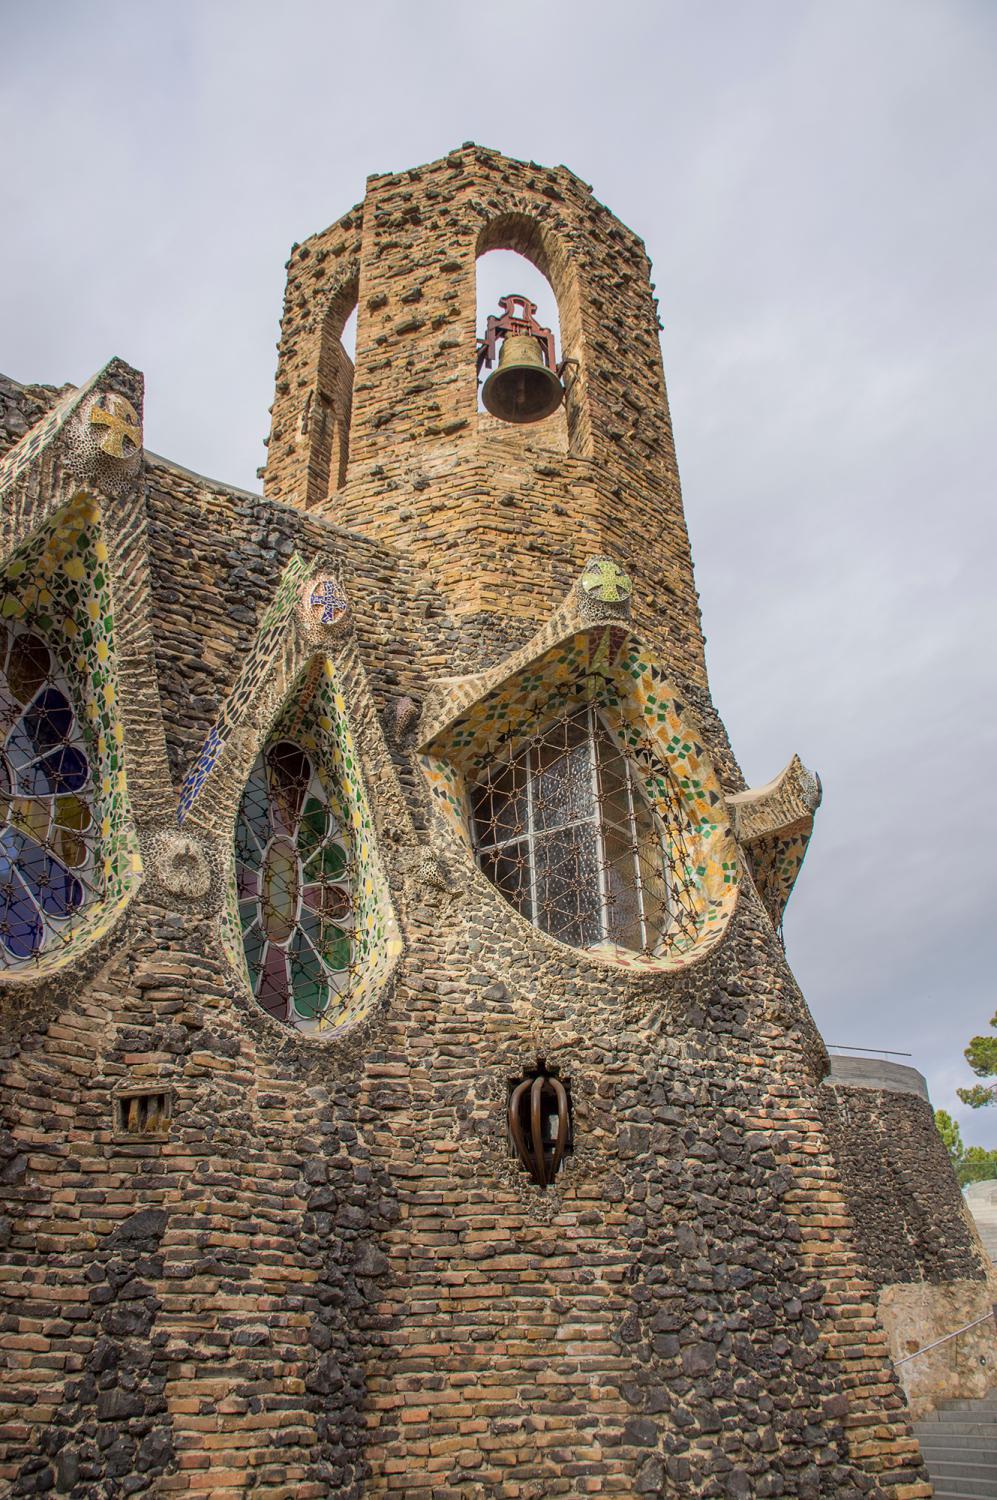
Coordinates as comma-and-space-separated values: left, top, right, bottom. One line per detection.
581, 557, 632, 603
308, 577, 349, 625
89, 393, 141, 458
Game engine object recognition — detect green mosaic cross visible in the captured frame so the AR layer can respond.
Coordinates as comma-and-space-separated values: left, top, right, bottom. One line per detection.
581, 557, 632, 603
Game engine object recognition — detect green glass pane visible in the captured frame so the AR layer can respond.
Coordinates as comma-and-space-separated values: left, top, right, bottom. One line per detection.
298, 795, 329, 859
290, 930, 329, 1019
318, 840, 347, 880
243, 922, 265, 982
235, 812, 261, 868
322, 924, 352, 973
299, 904, 323, 953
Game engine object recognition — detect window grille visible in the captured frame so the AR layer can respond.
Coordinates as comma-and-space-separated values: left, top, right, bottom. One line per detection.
235, 739, 355, 1031
469, 705, 698, 956
0, 621, 99, 965
115, 1090, 170, 1136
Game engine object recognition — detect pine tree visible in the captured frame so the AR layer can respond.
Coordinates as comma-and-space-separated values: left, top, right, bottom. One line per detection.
957, 1017, 997, 1109
935, 1108, 997, 1186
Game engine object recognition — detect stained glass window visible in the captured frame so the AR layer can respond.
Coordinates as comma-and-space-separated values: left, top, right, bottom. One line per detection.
235, 739, 354, 1031
0, 623, 98, 965
470, 705, 698, 955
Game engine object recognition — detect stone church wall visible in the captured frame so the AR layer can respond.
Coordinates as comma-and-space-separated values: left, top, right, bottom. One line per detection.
0, 142, 957, 1497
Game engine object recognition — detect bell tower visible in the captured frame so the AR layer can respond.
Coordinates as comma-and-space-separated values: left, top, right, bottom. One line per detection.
0, 142, 988, 1498
263, 142, 706, 682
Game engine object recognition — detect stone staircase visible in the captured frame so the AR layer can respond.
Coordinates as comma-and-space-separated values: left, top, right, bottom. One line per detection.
916, 1393, 997, 1497
963, 1181, 997, 1267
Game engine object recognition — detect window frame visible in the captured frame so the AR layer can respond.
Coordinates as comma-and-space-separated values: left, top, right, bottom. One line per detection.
469, 702, 675, 955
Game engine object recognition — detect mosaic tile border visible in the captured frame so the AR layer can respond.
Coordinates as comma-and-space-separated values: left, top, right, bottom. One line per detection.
220, 657, 401, 1034
421, 625, 740, 973
178, 554, 310, 823
0, 494, 141, 974
728, 756, 821, 925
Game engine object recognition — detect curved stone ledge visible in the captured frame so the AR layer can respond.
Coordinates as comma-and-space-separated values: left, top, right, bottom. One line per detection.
826, 1054, 929, 1099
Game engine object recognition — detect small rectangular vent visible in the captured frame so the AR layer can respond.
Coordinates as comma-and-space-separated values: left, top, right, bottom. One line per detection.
115, 1090, 171, 1137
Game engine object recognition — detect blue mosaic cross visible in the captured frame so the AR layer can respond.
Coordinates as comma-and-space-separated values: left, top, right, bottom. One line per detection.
309, 578, 348, 624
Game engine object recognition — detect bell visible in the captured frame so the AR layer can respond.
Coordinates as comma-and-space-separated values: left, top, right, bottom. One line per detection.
481, 334, 563, 424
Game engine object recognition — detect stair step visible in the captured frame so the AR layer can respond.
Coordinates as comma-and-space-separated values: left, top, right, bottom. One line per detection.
920, 1484, 997, 1499
914, 1456, 997, 1479
935, 1396, 997, 1413
913, 1471, 997, 1499
920, 1424, 997, 1439
919, 1439, 997, 1457
930, 1413, 997, 1426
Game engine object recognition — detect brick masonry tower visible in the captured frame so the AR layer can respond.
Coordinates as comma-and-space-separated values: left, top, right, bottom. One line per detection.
0, 144, 992, 1497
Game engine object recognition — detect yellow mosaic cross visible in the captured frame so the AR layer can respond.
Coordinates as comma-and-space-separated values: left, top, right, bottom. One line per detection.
581, 557, 632, 603
89, 393, 141, 458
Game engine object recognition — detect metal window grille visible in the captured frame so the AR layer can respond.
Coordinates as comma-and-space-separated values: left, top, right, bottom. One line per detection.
470, 704, 697, 956
0, 620, 101, 966
235, 739, 355, 1031
115, 1090, 170, 1136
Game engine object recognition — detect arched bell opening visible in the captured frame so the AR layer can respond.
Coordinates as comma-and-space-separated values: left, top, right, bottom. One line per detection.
475, 215, 589, 457
304, 278, 358, 506
475, 250, 562, 420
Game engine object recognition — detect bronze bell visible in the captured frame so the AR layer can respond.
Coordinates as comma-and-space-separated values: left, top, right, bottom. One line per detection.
481, 334, 564, 424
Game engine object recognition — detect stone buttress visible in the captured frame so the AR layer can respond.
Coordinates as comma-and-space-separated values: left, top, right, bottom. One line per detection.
0, 145, 982, 1498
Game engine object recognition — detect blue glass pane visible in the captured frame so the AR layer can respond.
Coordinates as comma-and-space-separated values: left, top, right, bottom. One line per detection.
15, 835, 84, 918
17, 745, 89, 796
0, 827, 21, 881
0, 868, 42, 957
21, 687, 73, 756
241, 758, 272, 850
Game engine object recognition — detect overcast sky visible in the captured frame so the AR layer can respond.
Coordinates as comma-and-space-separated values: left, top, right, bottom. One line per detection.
3, 2, 996, 1142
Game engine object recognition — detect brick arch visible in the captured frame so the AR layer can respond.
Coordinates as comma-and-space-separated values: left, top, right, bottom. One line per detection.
475, 208, 591, 457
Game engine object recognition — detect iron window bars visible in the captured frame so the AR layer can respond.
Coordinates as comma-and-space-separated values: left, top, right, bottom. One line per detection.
470, 704, 695, 956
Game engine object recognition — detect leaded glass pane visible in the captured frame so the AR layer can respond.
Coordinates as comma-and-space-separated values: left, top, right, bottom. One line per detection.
235, 738, 355, 1033
0, 624, 99, 967
534, 822, 602, 948
470, 705, 686, 958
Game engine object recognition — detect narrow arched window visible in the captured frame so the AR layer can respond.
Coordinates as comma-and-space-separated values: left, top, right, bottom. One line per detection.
0, 622, 97, 965
469, 706, 676, 955
235, 739, 354, 1029
306, 285, 357, 505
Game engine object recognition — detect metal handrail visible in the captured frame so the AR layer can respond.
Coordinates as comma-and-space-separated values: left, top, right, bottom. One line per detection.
827, 1044, 913, 1058
894, 1307, 997, 1366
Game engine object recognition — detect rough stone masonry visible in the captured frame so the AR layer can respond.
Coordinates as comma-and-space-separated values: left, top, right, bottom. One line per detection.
0, 144, 990, 1498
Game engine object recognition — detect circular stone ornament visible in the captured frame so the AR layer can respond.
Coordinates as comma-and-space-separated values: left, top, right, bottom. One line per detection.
302, 577, 349, 631
88, 392, 142, 459
580, 556, 633, 604
67, 389, 143, 491
149, 829, 213, 900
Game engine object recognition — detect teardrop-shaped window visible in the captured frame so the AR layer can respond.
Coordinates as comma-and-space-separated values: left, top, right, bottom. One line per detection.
235, 738, 355, 1031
